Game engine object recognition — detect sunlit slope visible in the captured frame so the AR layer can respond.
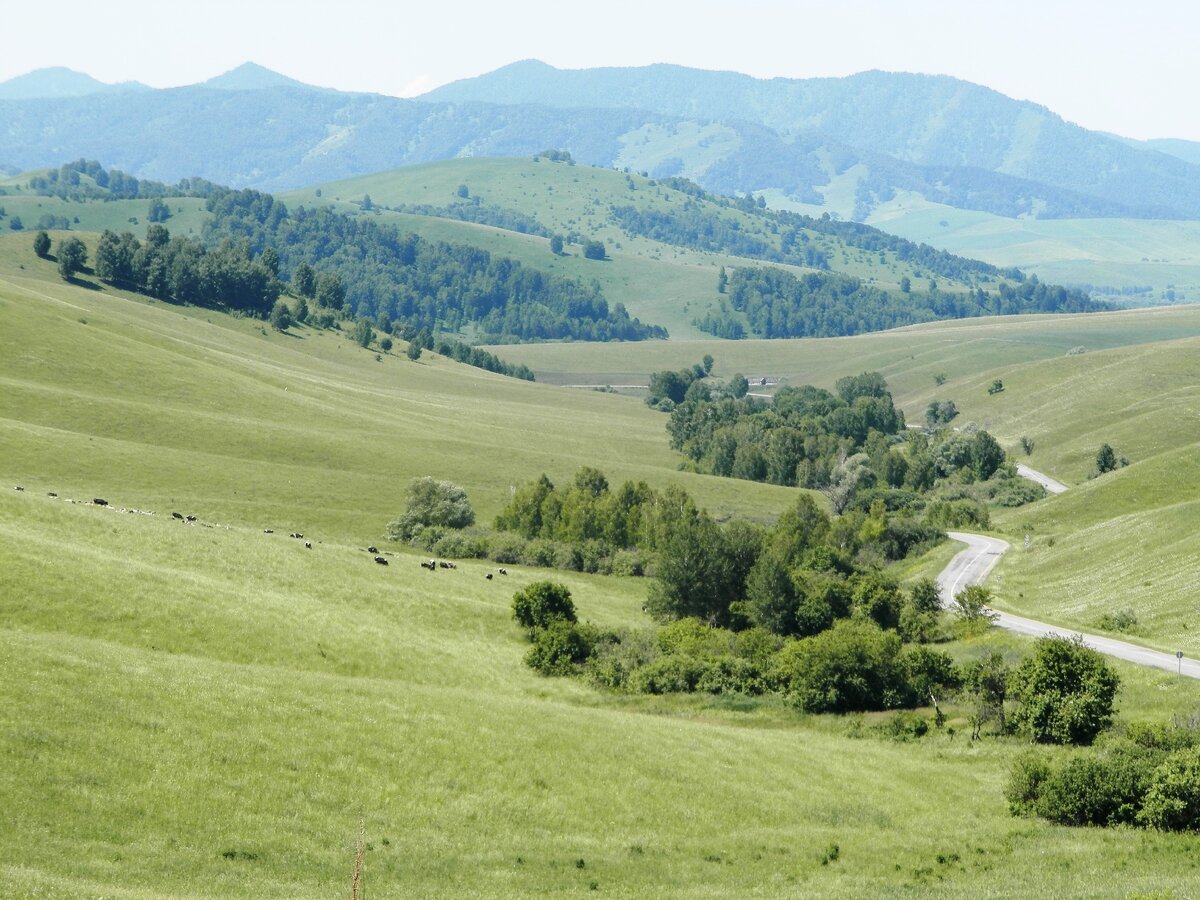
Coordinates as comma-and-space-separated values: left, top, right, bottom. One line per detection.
486, 304, 1200, 404
0, 234, 794, 537
5, 488, 1200, 899
868, 193, 1200, 301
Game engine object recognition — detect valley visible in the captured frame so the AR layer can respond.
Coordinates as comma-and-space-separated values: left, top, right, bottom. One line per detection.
3, 46, 1200, 899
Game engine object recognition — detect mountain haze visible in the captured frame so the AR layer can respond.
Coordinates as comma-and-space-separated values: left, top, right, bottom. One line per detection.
1, 60, 1199, 219
0, 66, 149, 99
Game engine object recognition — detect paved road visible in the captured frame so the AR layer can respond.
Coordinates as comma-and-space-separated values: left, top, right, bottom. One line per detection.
1016, 463, 1069, 494
938, 531, 1200, 679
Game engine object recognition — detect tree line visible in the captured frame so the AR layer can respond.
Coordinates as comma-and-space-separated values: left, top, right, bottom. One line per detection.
722, 265, 1104, 339
26, 158, 219, 202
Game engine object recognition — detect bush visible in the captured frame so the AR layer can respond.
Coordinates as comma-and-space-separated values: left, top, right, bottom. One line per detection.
387, 477, 475, 542
877, 711, 929, 741
773, 619, 910, 713
512, 581, 576, 631
521, 538, 560, 568
1005, 751, 1052, 815
432, 531, 486, 559
1010, 635, 1120, 745
486, 531, 528, 564
1096, 607, 1139, 633
628, 654, 712, 694
608, 548, 644, 577
1139, 748, 1200, 831
526, 621, 593, 676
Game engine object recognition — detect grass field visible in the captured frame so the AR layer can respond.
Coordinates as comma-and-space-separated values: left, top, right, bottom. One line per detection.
6, 229, 1200, 896
867, 191, 1200, 301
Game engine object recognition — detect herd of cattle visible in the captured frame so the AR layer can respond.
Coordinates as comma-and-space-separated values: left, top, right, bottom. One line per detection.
13, 485, 512, 579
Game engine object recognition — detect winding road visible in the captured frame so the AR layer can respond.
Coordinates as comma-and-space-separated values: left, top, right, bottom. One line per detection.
1015, 464, 1069, 495
938, 531, 1200, 679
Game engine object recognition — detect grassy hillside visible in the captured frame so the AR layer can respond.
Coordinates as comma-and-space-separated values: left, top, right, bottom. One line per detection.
281, 157, 1003, 338
867, 192, 1200, 303
0, 232, 792, 534
484, 304, 1200, 403
5, 241, 1200, 896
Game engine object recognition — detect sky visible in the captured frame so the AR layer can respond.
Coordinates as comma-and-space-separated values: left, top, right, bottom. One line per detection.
2, 0, 1196, 141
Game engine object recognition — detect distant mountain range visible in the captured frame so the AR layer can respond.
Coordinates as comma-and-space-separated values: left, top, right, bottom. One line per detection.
2, 60, 1200, 219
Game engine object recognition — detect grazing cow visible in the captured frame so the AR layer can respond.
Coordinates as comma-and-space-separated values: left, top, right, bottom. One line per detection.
47, 492, 57, 498
290, 532, 303, 539
264, 529, 274, 534
498, 568, 508, 576
420, 560, 436, 571
305, 541, 312, 549
367, 546, 378, 554
374, 556, 389, 565
14, 486, 24, 492
486, 573, 493, 580
93, 498, 108, 506
172, 512, 184, 520
186, 515, 197, 522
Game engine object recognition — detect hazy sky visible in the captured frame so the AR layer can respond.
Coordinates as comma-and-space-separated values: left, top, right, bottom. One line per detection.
3, 0, 1196, 141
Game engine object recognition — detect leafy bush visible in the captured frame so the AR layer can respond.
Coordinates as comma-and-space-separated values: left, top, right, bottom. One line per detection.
512, 581, 576, 631
1139, 748, 1200, 831
773, 620, 910, 713
1005, 752, 1052, 815
628, 654, 712, 694
1096, 607, 1139, 633
525, 621, 594, 676
432, 531, 486, 559
387, 477, 475, 542
486, 531, 528, 564
1010, 635, 1120, 745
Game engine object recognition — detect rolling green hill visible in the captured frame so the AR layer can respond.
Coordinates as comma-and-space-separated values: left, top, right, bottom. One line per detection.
282, 157, 1101, 340
6, 229, 1200, 898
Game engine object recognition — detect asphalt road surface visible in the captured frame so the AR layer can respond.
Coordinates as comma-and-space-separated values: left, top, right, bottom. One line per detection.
1016, 463, 1069, 494
939, 531, 1200, 679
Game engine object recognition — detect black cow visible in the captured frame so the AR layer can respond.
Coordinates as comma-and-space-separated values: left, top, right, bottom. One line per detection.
93, 498, 108, 506
486, 573, 493, 580
172, 512, 184, 520
374, 556, 389, 565
305, 542, 312, 549
367, 546, 378, 554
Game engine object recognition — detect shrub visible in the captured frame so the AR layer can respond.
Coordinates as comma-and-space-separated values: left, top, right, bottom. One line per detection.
486, 531, 528, 564
387, 477, 475, 542
526, 621, 593, 676
1010, 635, 1120, 745
1139, 748, 1200, 831
512, 581, 576, 631
608, 548, 644, 577
773, 619, 909, 713
1097, 607, 1139, 633
432, 531, 486, 559
1005, 751, 1052, 815
695, 655, 766, 695
878, 711, 929, 741
521, 538, 560, 568
628, 654, 712, 694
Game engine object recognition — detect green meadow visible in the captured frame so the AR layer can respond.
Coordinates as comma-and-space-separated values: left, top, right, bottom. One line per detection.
5, 229, 1200, 897
867, 191, 1200, 301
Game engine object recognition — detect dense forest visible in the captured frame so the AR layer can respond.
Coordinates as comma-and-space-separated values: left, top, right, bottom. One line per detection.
722, 265, 1105, 339
204, 188, 667, 342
